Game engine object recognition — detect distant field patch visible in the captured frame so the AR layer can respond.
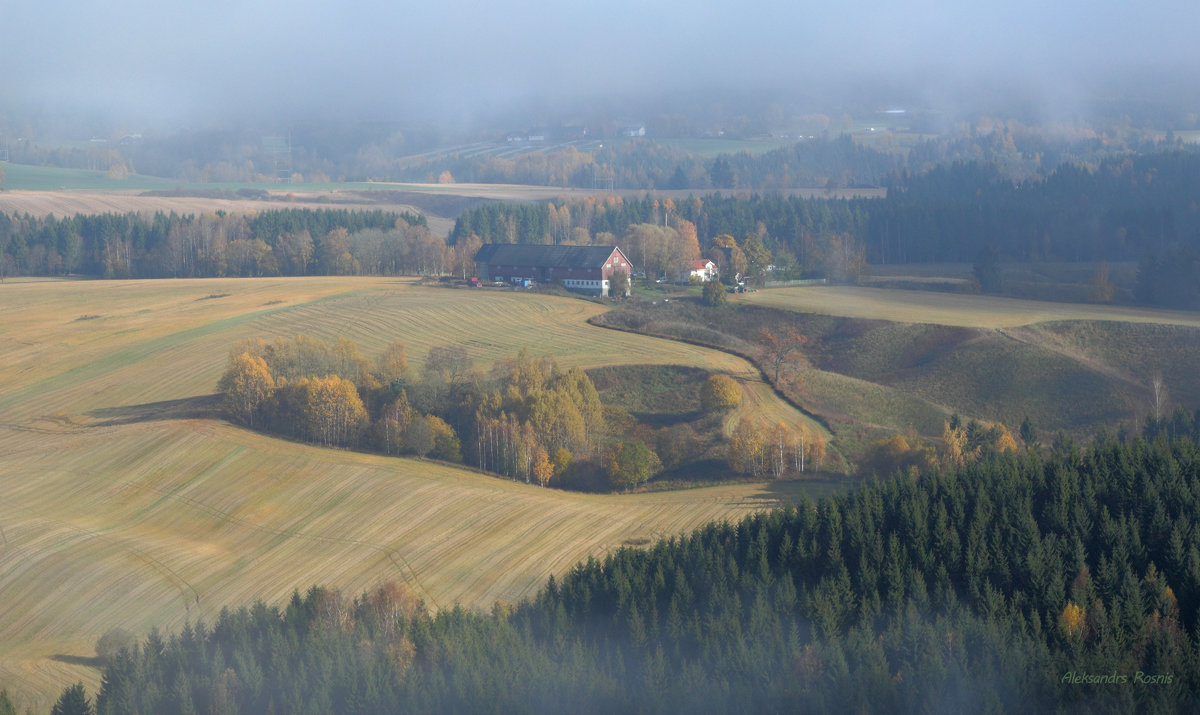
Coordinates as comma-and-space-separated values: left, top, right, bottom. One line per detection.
651, 137, 797, 157
0, 163, 178, 191
739, 285, 1200, 329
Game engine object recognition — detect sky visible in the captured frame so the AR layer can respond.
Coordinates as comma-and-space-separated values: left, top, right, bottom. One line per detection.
5, 0, 1199, 128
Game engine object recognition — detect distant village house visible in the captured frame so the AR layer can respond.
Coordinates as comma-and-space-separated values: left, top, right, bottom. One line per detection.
474, 244, 633, 296
682, 259, 718, 283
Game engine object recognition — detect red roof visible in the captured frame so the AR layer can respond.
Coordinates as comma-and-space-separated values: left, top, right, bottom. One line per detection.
690, 260, 714, 270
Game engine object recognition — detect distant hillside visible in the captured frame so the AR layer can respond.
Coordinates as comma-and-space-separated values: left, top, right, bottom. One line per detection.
594, 298, 1200, 452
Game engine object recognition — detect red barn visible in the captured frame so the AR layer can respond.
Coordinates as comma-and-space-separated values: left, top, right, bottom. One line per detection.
473, 244, 633, 296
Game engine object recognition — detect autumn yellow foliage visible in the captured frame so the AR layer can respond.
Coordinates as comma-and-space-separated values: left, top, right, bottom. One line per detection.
220, 352, 275, 427
701, 374, 742, 412
1060, 601, 1086, 639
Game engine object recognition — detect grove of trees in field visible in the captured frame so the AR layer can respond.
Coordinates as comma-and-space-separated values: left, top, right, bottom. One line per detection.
52, 429, 1200, 713
219, 336, 749, 492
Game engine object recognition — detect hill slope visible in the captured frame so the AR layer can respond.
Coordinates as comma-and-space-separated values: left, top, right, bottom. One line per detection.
0, 277, 815, 711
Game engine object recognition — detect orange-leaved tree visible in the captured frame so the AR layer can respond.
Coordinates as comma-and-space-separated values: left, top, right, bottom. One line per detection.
533, 446, 553, 487
758, 326, 808, 384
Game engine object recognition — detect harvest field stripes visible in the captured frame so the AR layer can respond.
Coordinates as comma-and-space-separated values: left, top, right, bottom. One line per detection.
0, 277, 818, 711
740, 284, 1200, 329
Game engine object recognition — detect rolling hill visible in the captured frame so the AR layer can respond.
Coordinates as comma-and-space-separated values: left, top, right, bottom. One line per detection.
0, 276, 818, 711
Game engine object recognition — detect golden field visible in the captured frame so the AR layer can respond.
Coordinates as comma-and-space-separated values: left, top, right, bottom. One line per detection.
7, 275, 1193, 709
739, 284, 1200, 329
0, 277, 818, 710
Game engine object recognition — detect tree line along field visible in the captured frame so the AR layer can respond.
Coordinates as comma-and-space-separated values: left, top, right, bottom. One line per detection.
0, 276, 823, 711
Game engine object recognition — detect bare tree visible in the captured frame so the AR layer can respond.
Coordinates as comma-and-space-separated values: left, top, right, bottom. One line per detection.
1150, 371, 1169, 423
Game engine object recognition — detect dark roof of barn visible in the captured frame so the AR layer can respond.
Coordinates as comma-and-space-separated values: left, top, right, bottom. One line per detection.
473, 244, 628, 269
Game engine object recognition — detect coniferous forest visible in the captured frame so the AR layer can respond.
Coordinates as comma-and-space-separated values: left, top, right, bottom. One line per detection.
448, 150, 1200, 308
54, 429, 1200, 714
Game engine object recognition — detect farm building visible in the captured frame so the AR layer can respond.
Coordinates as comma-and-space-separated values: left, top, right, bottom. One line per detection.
474, 244, 633, 296
682, 259, 718, 283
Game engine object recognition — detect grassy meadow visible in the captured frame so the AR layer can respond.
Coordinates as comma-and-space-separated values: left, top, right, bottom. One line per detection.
735, 285, 1200, 445
597, 285, 1200, 457
739, 284, 1200, 329
0, 277, 822, 711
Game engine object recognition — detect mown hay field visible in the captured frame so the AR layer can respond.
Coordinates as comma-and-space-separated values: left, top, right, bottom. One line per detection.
0, 277, 816, 711
0, 188, 424, 223
740, 285, 1200, 329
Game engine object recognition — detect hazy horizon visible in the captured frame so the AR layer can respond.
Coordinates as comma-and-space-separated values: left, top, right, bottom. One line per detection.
4, 0, 1199, 133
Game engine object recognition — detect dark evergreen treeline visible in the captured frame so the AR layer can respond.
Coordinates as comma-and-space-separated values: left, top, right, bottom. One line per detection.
243, 209, 424, 242
449, 201, 552, 246
65, 432, 1200, 713
455, 151, 1200, 267
874, 152, 1200, 264
451, 150, 1200, 306
0, 208, 425, 278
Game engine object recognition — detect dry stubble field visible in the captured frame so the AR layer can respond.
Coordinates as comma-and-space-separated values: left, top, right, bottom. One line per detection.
739, 284, 1200, 329
0, 277, 819, 711
0, 189, 458, 243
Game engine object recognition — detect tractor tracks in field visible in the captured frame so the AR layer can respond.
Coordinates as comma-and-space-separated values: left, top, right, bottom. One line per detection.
995, 326, 1148, 393
0, 505, 201, 610
103, 479, 439, 608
